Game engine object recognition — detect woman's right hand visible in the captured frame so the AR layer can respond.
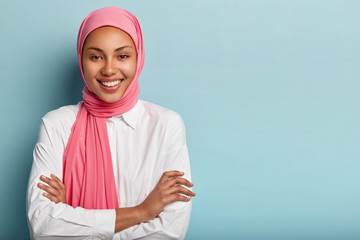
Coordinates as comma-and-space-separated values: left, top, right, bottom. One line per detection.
137, 170, 195, 222
38, 174, 67, 204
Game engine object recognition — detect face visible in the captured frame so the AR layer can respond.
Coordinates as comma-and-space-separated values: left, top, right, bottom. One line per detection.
82, 26, 137, 103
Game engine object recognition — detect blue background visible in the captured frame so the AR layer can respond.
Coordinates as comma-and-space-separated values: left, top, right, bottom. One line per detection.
1, 0, 359, 239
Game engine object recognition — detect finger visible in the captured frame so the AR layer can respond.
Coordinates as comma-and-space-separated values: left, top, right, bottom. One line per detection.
166, 193, 191, 204
50, 174, 66, 190
37, 182, 59, 196
160, 171, 184, 184
166, 185, 196, 197
50, 174, 61, 183
42, 192, 60, 204
40, 175, 61, 189
164, 177, 193, 188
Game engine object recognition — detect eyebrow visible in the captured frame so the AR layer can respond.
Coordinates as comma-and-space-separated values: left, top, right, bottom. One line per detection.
85, 45, 133, 52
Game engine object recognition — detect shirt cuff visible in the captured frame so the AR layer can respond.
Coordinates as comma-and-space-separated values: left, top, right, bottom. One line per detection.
93, 209, 116, 240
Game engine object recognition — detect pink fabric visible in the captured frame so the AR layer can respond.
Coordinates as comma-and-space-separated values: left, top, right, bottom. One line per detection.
62, 7, 144, 209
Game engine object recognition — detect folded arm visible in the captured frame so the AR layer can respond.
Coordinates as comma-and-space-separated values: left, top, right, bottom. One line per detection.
37, 170, 194, 234
28, 116, 194, 239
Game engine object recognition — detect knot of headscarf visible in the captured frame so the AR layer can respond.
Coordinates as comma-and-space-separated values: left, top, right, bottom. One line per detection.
62, 6, 144, 209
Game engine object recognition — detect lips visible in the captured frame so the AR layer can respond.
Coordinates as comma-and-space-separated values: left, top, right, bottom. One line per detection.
100, 80, 121, 87
97, 79, 124, 91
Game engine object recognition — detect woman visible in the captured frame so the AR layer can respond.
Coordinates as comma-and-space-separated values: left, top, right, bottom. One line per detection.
27, 6, 195, 239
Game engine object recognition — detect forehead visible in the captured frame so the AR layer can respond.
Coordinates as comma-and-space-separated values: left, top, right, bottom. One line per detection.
83, 26, 135, 48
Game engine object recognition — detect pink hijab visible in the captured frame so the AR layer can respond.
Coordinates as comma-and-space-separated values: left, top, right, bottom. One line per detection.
62, 7, 144, 209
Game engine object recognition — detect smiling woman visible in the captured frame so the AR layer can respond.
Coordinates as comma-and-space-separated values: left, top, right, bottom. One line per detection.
82, 27, 137, 103
27, 6, 194, 240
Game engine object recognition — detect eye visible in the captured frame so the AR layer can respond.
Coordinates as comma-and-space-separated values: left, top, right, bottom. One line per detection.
90, 55, 101, 61
118, 54, 129, 60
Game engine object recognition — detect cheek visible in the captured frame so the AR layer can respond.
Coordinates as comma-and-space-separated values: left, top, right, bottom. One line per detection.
82, 69, 91, 85
83, 62, 97, 79
125, 59, 137, 79
82, 62, 98, 89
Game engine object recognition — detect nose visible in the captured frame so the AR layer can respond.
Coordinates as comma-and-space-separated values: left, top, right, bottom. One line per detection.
101, 59, 116, 76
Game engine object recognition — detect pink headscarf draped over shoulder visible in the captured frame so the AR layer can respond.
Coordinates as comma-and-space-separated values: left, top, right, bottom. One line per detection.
63, 7, 144, 209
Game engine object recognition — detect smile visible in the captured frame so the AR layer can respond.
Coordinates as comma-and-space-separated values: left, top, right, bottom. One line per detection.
98, 79, 123, 87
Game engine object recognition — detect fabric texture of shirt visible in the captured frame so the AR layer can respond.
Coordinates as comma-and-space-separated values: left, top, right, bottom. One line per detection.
27, 100, 192, 240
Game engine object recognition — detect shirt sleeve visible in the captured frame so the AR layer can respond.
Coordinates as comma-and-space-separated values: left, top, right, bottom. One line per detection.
27, 119, 116, 240
116, 113, 193, 240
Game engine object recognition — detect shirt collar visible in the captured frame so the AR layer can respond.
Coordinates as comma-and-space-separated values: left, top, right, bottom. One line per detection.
118, 100, 141, 130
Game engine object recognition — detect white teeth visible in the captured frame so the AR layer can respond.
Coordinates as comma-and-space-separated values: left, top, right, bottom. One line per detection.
101, 80, 121, 87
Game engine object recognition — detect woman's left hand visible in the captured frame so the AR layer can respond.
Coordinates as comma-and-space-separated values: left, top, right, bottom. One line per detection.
37, 174, 67, 204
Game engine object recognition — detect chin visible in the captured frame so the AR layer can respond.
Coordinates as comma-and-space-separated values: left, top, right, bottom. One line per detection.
101, 96, 122, 103
99, 95, 122, 103
93, 89, 125, 103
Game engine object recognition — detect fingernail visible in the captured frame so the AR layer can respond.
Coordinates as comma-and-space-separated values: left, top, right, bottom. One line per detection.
43, 192, 48, 196
38, 183, 43, 187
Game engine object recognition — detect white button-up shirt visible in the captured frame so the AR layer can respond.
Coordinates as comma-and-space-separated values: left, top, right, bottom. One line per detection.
27, 100, 192, 240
